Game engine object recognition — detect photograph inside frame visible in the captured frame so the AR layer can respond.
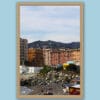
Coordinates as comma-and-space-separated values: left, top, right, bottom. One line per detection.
17, 2, 83, 97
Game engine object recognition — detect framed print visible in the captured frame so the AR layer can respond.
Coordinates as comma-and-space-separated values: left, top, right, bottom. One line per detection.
16, 2, 83, 98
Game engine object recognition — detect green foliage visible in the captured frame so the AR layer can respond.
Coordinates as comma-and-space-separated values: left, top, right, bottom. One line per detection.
66, 64, 80, 73
39, 65, 53, 75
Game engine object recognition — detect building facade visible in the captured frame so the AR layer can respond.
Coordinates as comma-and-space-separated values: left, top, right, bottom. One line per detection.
66, 49, 80, 62
20, 38, 28, 65
28, 48, 44, 67
27, 48, 80, 67
50, 48, 80, 67
51, 49, 59, 66
43, 49, 51, 66
59, 49, 67, 64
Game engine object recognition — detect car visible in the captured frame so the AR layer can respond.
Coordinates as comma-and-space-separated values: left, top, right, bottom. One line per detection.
69, 84, 80, 95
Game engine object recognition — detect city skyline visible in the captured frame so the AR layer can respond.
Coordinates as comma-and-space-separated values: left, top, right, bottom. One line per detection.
20, 6, 80, 43
18, 3, 83, 96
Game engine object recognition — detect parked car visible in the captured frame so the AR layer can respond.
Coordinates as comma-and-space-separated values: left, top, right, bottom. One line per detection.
69, 84, 80, 95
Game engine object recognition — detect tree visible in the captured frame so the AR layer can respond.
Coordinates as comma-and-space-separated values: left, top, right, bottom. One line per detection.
39, 65, 52, 76
66, 64, 80, 73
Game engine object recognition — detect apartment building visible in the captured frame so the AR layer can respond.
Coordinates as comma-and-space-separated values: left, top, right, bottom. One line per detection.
28, 48, 44, 67
43, 49, 51, 66
27, 48, 80, 67
20, 38, 28, 65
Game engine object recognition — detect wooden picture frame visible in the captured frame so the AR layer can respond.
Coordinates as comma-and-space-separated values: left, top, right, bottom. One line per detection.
16, 2, 83, 98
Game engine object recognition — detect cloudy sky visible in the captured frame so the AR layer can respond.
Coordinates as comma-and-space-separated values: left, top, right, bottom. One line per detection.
20, 6, 80, 43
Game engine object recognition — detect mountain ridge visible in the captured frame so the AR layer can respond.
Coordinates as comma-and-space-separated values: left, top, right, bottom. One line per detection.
28, 40, 80, 49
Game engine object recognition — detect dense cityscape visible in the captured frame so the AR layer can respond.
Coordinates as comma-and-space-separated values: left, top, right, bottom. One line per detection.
20, 38, 80, 95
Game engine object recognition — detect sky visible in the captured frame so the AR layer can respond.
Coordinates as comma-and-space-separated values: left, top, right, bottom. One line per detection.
20, 6, 80, 43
